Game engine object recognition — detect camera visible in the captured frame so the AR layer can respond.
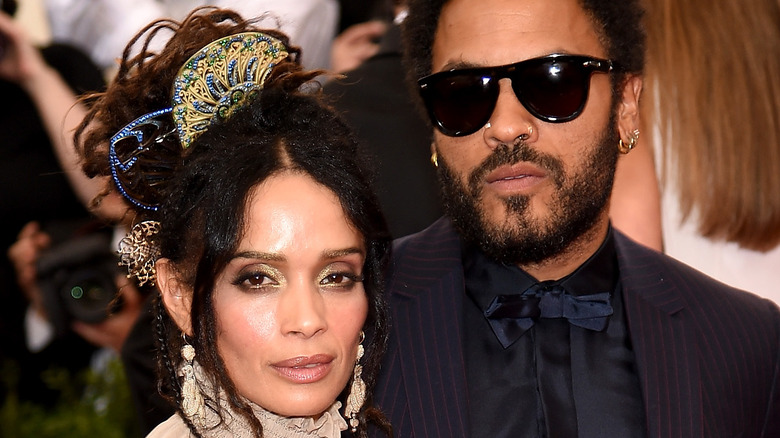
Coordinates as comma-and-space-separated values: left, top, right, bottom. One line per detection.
36, 228, 124, 337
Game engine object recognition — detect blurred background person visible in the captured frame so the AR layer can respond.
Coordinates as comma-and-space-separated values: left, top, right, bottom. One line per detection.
329, 0, 391, 75
639, 0, 780, 302
1, 2, 172, 433
324, 0, 442, 238
336, 0, 389, 36
42, 0, 340, 78
0, 0, 112, 409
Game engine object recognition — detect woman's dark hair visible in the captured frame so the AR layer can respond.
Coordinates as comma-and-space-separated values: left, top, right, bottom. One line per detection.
400, 0, 646, 98
75, 7, 392, 438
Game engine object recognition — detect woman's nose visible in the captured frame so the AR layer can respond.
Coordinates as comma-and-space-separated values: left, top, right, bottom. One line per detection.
278, 283, 327, 338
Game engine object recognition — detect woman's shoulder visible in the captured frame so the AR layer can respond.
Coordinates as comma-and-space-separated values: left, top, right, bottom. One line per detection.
146, 413, 190, 437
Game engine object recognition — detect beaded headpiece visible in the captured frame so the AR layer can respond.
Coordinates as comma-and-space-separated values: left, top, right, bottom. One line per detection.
171, 32, 287, 149
110, 32, 290, 284
109, 32, 290, 211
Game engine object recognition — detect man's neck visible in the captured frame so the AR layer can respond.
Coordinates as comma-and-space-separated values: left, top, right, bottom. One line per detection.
518, 219, 610, 282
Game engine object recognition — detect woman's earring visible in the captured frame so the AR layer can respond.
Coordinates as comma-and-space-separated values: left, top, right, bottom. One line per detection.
618, 128, 640, 154
180, 338, 206, 425
345, 331, 366, 433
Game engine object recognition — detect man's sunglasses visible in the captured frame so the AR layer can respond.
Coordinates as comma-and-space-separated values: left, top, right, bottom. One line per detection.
418, 54, 614, 137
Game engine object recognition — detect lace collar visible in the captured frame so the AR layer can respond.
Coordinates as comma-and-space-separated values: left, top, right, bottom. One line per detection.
184, 360, 348, 437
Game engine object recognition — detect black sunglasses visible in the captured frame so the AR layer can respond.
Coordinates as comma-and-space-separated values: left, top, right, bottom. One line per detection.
418, 54, 614, 137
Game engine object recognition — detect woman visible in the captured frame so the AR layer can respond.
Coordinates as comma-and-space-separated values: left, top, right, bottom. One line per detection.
74, 7, 392, 437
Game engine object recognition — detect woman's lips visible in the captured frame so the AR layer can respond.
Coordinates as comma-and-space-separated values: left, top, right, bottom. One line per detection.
271, 354, 334, 383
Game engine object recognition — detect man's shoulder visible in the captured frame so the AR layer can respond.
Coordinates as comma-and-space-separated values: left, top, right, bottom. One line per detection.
392, 217, 460, 260
614, 231, 780, 318
385, 218, 464, 292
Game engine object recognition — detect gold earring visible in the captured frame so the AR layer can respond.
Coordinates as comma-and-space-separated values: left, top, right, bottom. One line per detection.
344, 331, 366, 433
180, 339, 206, 426
618, 128, 640, 154
430, 150, 439, 167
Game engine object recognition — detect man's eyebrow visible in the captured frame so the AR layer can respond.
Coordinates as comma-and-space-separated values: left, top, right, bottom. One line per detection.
437, 60, 484, 71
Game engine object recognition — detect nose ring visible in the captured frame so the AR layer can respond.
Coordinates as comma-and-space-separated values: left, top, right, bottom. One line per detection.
484, 122, 533, 140
519, 125, 533, 141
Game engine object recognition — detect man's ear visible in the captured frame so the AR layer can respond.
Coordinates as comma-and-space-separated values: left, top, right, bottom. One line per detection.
156, 258, 193, 336
617, 75, 643, 140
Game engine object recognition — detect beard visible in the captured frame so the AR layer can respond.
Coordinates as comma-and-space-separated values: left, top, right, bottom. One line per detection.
437, 117, 619, 266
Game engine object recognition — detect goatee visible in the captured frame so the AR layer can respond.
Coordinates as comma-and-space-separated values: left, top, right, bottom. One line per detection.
436, 122, 618, 266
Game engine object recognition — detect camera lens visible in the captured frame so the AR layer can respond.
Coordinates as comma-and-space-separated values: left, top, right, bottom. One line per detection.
36, 225, 123, 336
60, 267, 119, 324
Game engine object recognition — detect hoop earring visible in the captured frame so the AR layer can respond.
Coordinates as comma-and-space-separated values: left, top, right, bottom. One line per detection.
345, 331, 366, 432
618, 128, 640, 154
180, 337, 206, 425
430, 150, 439, 168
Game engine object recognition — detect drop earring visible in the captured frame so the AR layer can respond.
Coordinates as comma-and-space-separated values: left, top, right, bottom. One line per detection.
180, 337, 206, 425
344, 331, 366, 432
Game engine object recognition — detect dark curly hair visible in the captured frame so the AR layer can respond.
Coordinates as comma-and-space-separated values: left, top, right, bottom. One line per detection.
74, 7, 391, 438
74, 7, 298, 203
401, 0, 646, 99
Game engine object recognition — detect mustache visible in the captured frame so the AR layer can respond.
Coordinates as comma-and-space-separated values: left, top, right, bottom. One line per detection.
466, 141, 565, 194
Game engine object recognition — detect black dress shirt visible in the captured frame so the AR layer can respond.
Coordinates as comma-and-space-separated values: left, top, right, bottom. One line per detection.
462, 228, 646, 437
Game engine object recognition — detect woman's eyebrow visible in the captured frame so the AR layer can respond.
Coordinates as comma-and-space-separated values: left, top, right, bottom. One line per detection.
322, 247, 365, 260
231, 251, 286, 262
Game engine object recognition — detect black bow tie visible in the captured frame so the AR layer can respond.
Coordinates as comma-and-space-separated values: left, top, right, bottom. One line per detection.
484, 283, 614, 348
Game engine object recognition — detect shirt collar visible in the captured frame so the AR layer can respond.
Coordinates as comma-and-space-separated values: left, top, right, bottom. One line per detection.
464, 226, 619, 312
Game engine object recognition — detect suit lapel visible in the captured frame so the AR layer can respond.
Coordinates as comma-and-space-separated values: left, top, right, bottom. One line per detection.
615, 233, 703, 437
388, 219, 470, 437
387, 225, 705, 436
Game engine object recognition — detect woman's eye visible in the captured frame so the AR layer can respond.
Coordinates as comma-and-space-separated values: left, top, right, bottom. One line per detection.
233, 271, 276, 289
320, 272, 364, 287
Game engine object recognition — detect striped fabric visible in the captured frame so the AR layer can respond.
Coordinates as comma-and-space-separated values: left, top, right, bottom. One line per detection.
374, 218, 780, 437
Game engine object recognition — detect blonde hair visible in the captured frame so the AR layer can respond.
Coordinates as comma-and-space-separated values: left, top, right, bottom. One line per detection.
643, 0, 780, 251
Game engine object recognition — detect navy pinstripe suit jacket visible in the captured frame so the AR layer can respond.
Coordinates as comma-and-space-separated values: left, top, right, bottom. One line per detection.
374, 218, 780, 437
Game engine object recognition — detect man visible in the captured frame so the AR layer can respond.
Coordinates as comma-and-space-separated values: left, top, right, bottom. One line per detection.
372, 0, 780, 436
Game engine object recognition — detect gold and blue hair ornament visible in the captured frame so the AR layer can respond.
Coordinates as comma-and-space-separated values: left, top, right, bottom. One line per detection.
109, 32, 290, 211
